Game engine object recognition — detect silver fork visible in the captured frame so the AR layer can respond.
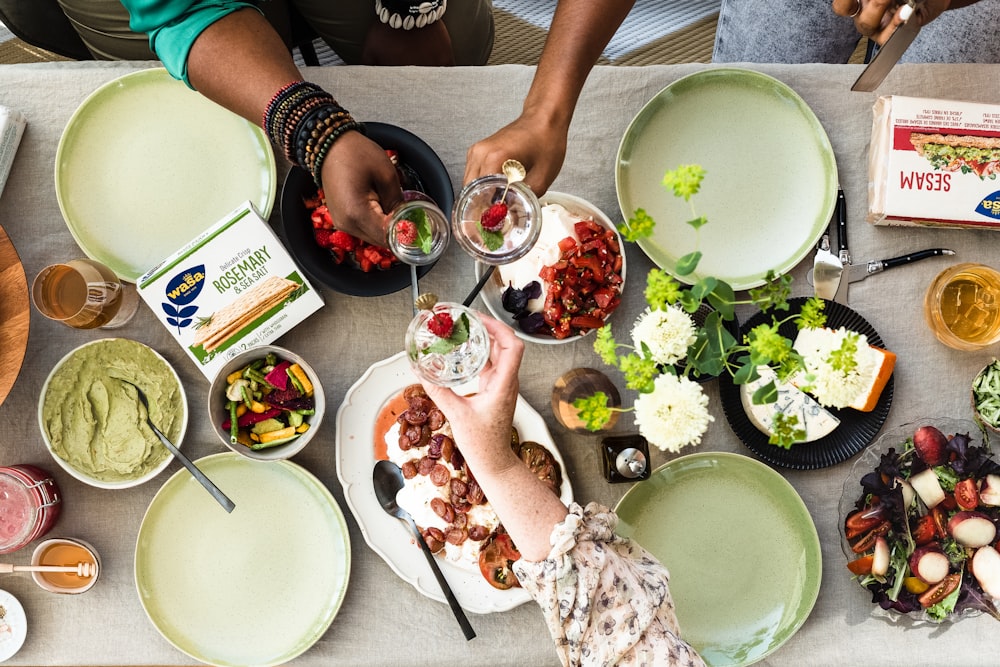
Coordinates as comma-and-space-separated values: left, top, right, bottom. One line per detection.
118, 379, 235, 513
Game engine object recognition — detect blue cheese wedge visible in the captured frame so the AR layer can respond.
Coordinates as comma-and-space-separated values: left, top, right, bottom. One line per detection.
740, 366, 840, 443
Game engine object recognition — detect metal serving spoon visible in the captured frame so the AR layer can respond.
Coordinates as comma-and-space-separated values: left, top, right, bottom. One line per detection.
118, 379, 236, 513
372, 459, 476, 641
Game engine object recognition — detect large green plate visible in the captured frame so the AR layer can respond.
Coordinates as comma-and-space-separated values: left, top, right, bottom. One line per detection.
616, 68, 837, 290
615, 452, 821, 666
55, 68, 276, 282
135, 453, 350, 667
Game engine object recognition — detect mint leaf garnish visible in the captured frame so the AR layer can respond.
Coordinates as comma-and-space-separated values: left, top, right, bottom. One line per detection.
479, 225, 505, 251
424, 313, 471, 355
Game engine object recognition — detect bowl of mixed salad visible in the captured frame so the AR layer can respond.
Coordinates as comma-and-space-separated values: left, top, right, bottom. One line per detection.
208, 346, 324, 461
839, 418, 1000, 623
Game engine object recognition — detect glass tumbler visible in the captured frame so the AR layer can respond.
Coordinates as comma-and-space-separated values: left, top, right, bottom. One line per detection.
385, 191, 450, 266
924, 263, 1000, 351
31, 258, 139, 329
405, 302, 489, 388
451, 174, 542, 265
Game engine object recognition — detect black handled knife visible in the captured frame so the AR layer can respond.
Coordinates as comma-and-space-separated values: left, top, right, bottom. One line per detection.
845, 248, 955, 283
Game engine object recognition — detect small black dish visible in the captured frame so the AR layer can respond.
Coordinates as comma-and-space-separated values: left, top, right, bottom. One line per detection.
278, 122, 454, 297
718, 297, 894, 470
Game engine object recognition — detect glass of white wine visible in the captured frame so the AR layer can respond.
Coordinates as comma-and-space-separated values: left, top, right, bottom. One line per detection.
31, 258, 139, 329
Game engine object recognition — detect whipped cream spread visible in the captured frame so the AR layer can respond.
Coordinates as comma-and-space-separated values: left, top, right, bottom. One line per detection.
497, 203, 582, 313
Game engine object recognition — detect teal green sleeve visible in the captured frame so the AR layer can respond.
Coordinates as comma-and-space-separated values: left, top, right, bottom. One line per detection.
120, 0, 259, 88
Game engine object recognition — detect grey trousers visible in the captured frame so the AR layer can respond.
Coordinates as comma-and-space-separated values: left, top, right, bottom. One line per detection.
714, 0, 1000, 63
55, 0, 495, 65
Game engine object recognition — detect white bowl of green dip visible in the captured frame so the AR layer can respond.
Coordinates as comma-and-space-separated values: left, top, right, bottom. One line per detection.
38, 338, 188, 489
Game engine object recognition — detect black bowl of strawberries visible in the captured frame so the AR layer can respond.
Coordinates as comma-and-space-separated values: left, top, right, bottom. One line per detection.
278, 122, 454, 297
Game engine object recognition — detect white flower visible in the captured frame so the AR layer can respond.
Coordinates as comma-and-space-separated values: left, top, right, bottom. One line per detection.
633, 374, 714, 453
630, 307, 697, 366
794, 327, 877, 408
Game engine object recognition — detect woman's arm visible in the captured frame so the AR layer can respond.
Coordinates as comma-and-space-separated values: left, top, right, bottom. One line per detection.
420, 316, 568, 561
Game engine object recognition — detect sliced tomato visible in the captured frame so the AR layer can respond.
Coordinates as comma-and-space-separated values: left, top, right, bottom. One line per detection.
931, 505, 950, 540
569, 314, 605, 331
845, 507, 886, 539
557, 236, 577, 253
494, 533, 521, 562
940, 492, 958, 511
911, 514, 937, 546
918, 572, 961, 608
846, 554, 874, 575
851, 521, 890, 554
479, 536, 519, 590
955, 478, 979, 511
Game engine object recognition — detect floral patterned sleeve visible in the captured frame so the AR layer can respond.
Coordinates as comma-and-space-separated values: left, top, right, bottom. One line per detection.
513, 502, 706, 667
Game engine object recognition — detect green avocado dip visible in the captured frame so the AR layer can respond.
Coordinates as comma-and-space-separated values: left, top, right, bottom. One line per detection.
41, 339, 185, 483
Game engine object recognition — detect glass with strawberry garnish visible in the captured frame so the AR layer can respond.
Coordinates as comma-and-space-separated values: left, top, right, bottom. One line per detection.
405, 299, 490, 388
451, 171, 542, 266
385, 191, 450, 266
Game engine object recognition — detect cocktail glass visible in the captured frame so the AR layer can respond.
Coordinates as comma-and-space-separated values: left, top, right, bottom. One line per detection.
451, 174, 542, 266
385, 191, 450, 312
405, 301, 489, 388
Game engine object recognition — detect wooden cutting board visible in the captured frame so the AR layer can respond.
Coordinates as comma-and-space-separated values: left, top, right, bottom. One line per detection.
0, 224, 29, 406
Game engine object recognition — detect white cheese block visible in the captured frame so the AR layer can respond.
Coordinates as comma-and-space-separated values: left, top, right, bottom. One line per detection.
740, 366, 840, 443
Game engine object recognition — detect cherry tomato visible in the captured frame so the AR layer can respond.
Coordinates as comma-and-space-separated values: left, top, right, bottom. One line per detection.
955, 478, 979, 511
851, 521, 890, 554
846, 554, 874, 575
845, 507, 886, 539
911, 514, 937, 546
918, 573, 961, 608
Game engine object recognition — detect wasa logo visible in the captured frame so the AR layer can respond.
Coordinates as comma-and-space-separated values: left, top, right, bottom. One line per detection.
161, 265, 205, 333
976, 191, 1000, 219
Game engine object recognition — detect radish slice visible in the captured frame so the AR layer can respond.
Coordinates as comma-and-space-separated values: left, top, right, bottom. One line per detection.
872, 536, 890, 577
909, 468, 945, 509
980, 474, 1000, 506
908, 545, 950, 585
972, 545, 1000, 599
948, 510, 998, 548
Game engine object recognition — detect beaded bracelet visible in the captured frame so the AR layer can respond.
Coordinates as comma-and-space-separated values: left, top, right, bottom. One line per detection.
375, 0, 447, 30
262, 80, 363, 186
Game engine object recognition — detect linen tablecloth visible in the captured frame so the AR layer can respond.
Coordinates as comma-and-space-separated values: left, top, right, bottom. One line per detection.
1, 60, 999, 665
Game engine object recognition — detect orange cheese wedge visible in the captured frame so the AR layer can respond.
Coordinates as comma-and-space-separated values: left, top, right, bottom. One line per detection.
850, 346, 896, 412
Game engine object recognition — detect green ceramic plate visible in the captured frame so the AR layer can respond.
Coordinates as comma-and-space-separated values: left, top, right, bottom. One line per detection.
615, 452, 821, 666
616, 68, 837, 290
55, 68, 276, 282
135, 453, 350, 667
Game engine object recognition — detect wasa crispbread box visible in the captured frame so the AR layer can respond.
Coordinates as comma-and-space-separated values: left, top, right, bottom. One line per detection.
868, 95, 1000, 229
138, 201, 323, 380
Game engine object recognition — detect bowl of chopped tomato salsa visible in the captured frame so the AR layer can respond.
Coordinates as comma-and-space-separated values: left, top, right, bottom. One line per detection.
476, 192, 626, 345
278, 122, 453, 297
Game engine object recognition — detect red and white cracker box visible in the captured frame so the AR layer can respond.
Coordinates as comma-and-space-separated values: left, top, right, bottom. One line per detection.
868, 95, 1000, 229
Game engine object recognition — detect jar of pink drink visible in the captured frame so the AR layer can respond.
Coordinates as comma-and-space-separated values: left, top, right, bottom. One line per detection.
0, 465, 62, 554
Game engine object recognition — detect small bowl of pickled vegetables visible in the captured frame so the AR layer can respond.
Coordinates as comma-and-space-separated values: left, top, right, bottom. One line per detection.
208, 345, 325, 461
973, 359, 1000, 434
